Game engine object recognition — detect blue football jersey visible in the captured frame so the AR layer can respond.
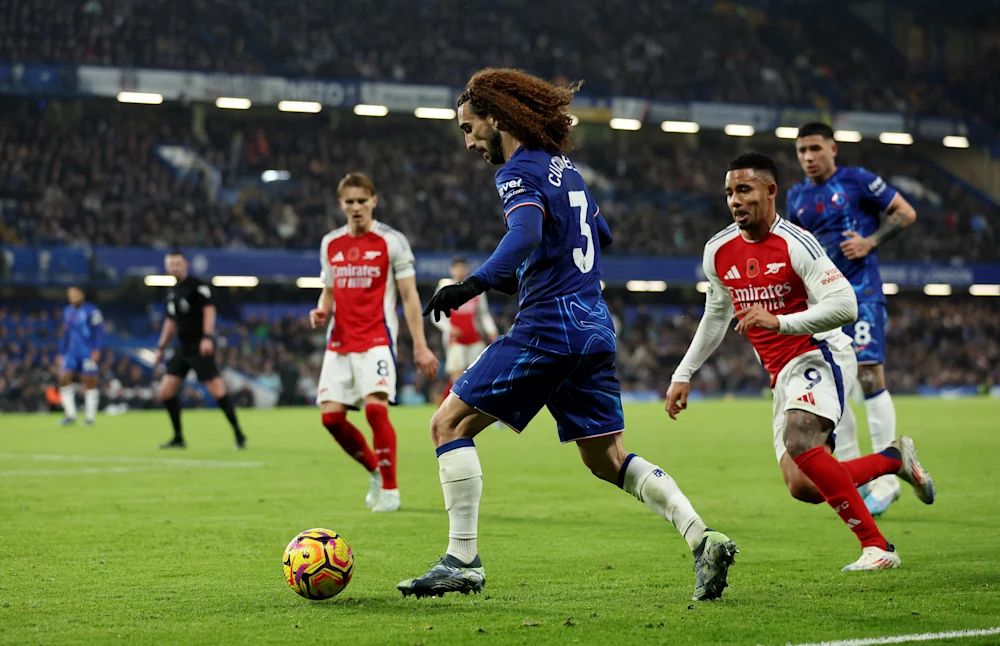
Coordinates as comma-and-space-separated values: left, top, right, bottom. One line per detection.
786, 166, 897, 303
493, 147, 615, 355
60, 303, 105, 356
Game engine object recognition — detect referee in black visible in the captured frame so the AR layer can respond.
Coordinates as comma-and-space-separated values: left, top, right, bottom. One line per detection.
153, 250, 246, 449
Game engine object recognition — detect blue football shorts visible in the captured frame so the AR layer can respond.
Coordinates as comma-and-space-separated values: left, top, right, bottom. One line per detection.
451, 336, 625, 443
62, 352, 99, 376
842, 300, 887, 365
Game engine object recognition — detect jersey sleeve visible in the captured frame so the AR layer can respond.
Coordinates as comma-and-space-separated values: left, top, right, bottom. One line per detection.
320, 238, 333, 288
196, 281, 215, 306
387, 230, 416, 280
670, 245, 734, 383
495, 164, 546, 221
777, 227, 858, 335
853, 167, 897, 212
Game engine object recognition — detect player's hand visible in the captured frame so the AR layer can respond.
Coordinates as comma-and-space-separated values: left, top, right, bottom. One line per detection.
413, 344, 440, 379
665, 382, 691, 420
199, 337, 214, 357
423, 277, 485, 322
734, 304, 780, 335
309, 308, 329, 329
153, 349, 164, 366
840, 230, 875, 259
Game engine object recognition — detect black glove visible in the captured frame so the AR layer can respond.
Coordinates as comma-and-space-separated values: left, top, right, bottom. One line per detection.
492, 274, 519, 295
423, 276, 486, 322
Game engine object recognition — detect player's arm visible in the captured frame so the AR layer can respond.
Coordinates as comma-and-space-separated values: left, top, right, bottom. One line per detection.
424, 206, 542, 321
666, 250, 734, 420
154, 317, 176, 365
310, 287, 334, 329
397, 275, 440, 379
772, 235, 858, 336
200, 303, 217, 356
841, 171, 916, 259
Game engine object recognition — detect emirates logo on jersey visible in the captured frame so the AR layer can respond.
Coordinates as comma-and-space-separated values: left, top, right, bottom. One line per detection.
331, 264, 382, 289
727, 282, 793, 311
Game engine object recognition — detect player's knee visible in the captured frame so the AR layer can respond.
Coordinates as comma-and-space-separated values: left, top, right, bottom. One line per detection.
857, 366, 884, 395
429, 409, 459, 447
321, 410, 347, 431
783, 433, 819, 459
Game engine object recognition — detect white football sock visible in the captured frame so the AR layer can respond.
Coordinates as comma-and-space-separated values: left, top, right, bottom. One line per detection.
833, 401, 861, 460
59, 385, 77, 419
865, 390, 896, 452
621, 455, 706, 551
84, 388, 99, 422
439, 444, 482, 564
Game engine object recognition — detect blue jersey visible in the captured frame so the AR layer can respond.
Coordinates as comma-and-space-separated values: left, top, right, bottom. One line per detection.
490, 147, 615, 355
60, 303, 105, 356
786, 166, 897, 303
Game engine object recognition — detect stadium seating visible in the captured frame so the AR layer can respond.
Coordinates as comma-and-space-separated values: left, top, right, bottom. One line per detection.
1, 99, 994, 261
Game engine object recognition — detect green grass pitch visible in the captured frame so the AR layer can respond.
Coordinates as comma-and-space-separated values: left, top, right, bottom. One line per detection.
1, 398, 998, 645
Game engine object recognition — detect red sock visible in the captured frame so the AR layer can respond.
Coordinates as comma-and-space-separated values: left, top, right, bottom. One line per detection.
793, 446, 887, 549
365, 403, 397, 490
842, 450, 902, 487
322, 411, 377, 472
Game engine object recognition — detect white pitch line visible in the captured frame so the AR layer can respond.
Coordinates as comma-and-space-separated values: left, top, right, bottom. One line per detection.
789, 626, 1000, 646
0, 452, 265, 468
0, 466, 167, 477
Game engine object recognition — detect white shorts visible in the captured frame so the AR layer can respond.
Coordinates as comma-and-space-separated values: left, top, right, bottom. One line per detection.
445, 341, 486, 375
317, 346, 396, 408
771, 342, 858, 462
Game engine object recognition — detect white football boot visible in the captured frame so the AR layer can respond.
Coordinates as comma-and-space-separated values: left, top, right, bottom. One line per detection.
371, 488, 400, 513
894, 436, 935, 505
842, 545, 901, 572
365, 471, 383, 509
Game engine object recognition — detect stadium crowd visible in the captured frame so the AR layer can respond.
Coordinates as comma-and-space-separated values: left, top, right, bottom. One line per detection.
2, 0, 995, 123
1, 295, 995, 414
1, 102, 995, 262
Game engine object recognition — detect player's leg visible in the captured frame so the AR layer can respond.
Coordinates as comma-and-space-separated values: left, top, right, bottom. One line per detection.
555, 352, 736, 601
58, 356, 79, 424
355, 347, 401, 512
853, 303, 902, 513
398, 338, 550, 598
775, 345, 926, 512
364, 393, 399, 512
80, 353, 100, 425
316, 351, 379, 506
196, 351, 245, 447
397, 393, 496, 597
158, 365, 185, 448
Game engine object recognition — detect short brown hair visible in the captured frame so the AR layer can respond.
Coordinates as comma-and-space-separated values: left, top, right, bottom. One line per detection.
457, 68, 579, 153
337, 172, 376, 197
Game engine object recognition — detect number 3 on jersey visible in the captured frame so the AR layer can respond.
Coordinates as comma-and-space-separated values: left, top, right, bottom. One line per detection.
569, 190, 594, 273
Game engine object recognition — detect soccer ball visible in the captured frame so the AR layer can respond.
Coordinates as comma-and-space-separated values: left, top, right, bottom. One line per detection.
282, 528, 354, 600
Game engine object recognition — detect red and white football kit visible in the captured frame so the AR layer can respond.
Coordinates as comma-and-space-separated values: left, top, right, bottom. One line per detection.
316, 221, 415, 407
432, 279, 498, 374
671, 217, 859, 461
